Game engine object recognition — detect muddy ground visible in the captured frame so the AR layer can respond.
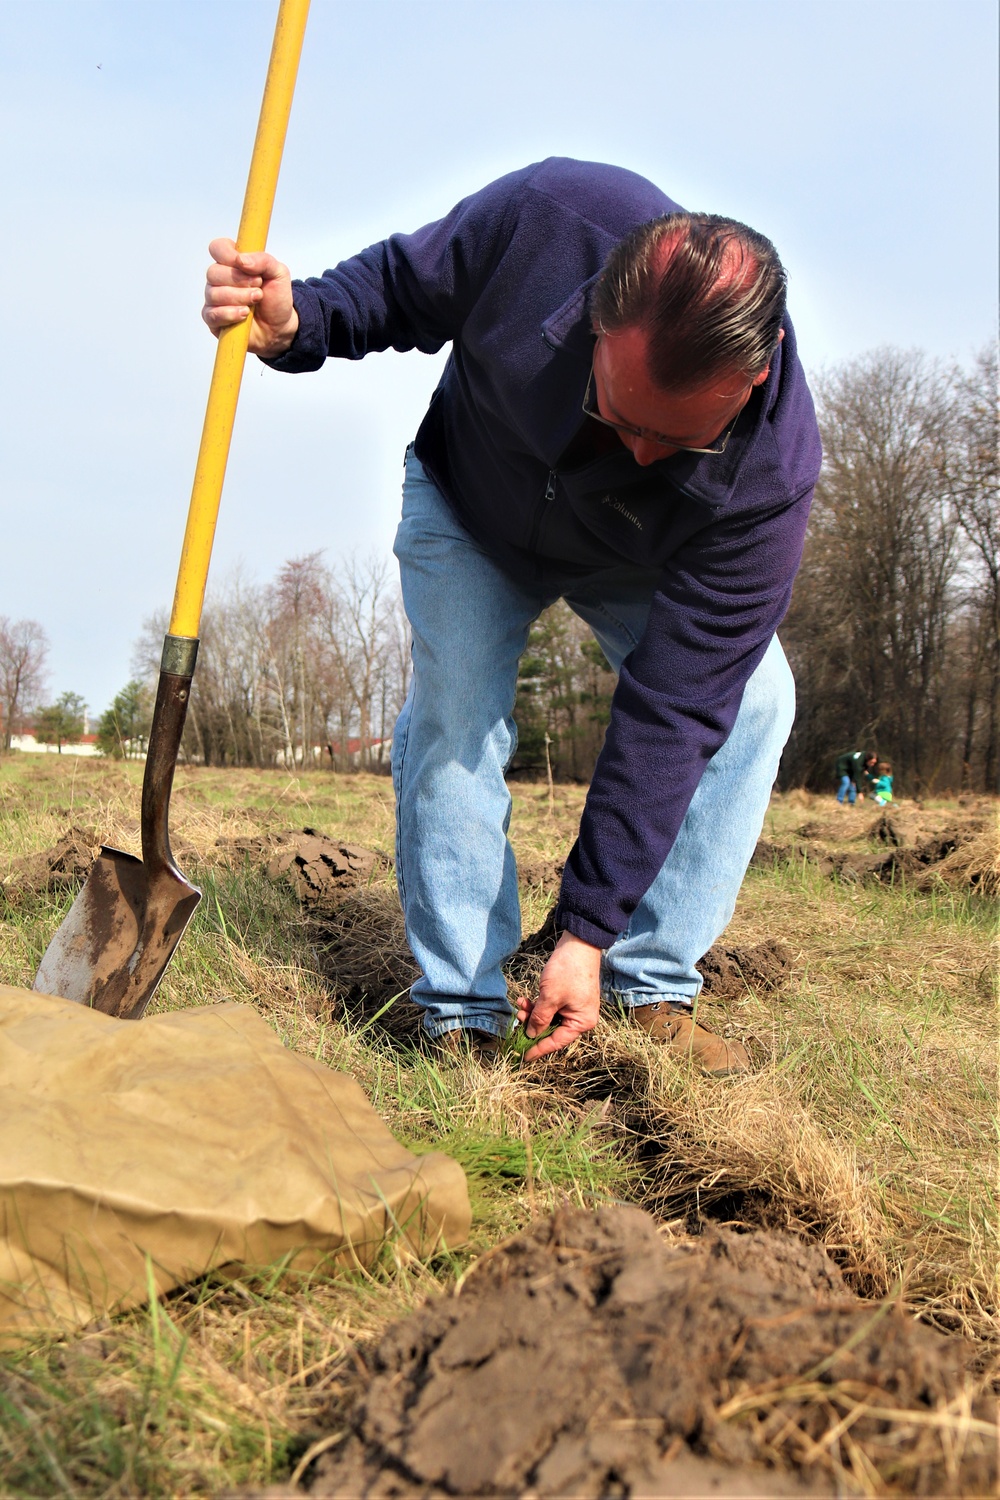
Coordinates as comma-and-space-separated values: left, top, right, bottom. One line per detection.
288, 1205, 994, 1498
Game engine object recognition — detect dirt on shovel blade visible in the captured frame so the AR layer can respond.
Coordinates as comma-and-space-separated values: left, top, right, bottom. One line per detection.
292, 1205, 994, 1498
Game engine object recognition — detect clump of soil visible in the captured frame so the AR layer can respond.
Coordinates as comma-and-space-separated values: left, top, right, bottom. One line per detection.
300, 1206, 994, 1498
218, 827, 392, 907
1, 827, 99, 904
695, 938, 794, 1002
869, 811, 904, 846
922, 829, 1000, 899
516, 854, 565, 892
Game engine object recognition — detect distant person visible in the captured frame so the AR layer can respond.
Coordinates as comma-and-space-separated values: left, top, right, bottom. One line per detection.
202, 159, 822, 1074
835, 750, 877, 805
871, 762, 894, 805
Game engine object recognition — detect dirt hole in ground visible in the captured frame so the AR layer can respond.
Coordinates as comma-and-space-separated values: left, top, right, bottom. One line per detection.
289, 1205, 994, 1498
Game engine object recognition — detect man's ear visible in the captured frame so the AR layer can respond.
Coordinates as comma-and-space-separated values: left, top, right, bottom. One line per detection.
751, 328, 785, 387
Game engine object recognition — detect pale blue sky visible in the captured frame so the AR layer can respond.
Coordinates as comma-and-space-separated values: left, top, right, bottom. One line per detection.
1, 0, 996, 718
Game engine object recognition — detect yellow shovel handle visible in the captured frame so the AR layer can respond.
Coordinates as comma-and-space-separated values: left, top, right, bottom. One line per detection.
168, 0, 310, 641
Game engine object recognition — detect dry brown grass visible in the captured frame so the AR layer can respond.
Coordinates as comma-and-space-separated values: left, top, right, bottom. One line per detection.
918, 824, 1000, 899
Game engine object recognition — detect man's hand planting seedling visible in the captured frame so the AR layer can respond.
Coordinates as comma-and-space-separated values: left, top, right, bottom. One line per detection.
515, 932, 602, 1061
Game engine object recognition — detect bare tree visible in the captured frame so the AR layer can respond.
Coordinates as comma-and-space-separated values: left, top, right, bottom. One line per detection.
319, 554, 402, 771
265, 553, 338, 768
0, 617, 49, 751
940, 346, 999, 791
781, 350, 963, 791
130, 556, 411, 772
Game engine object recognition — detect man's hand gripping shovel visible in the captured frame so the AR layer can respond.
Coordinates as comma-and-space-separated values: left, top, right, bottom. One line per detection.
33, 0, 310, 1017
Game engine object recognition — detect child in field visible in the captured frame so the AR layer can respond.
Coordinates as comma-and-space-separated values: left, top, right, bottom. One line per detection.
871, 762, 894, 805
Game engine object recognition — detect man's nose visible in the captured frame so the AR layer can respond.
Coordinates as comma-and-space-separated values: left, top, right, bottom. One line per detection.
629, 435, 677, 466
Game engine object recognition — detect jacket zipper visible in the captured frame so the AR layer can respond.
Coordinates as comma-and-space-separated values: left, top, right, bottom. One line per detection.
527, 471, 556, 554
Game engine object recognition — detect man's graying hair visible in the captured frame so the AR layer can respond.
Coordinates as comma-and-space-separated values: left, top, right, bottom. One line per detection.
592, 213, 788, 391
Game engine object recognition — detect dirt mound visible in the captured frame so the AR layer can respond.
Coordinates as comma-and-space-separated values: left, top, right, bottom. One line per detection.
1, 827, 99, 904
695, 939, 794, 1002
916, 828, 1000, 898
868, 811, 905, 846
218, 827, 391, 907
300, 1206, 994, 1498
516, 855, 565, 892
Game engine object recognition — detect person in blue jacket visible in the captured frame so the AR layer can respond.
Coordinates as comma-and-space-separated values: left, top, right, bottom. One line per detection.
202, 159, 822, 1075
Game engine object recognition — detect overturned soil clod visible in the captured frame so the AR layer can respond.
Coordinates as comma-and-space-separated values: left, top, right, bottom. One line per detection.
218, 827, 391, 907
267, 831, 389, 907
300, 1205, 995, 1498
1, 827, 100, 904
695, 938, 794, 1002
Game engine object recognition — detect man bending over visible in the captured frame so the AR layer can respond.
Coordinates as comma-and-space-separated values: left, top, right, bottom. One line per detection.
202, 158, 821, 1072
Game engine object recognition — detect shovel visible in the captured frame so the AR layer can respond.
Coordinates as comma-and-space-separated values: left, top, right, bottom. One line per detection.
34, 0, 310, 1018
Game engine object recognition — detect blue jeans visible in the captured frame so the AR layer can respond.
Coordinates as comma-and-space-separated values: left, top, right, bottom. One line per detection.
391, 452, 796, 1038
836, 775, 857, 804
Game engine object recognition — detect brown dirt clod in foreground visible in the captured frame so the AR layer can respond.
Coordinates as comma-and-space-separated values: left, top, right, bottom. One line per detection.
264, 829, 389, 907
300, 1206, 994, 1498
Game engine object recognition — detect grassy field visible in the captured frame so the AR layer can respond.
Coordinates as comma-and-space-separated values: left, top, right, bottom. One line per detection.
0, 754, 996, 1496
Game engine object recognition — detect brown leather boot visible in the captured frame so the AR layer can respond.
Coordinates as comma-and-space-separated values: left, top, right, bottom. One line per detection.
628, 1002, 750, 1076
425, 1027, 504, 1064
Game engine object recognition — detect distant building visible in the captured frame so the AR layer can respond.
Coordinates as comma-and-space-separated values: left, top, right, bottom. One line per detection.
9, 730, 101, 757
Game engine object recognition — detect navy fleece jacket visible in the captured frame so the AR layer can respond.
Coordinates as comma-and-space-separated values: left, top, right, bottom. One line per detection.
266, 158, 822, 948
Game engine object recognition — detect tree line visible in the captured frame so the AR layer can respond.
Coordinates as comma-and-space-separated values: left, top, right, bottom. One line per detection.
2, 345, 996, 793
129, 552, 411, 771
779, 345, 997, 795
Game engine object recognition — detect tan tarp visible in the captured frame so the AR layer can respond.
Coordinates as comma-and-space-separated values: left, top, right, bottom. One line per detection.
0, 985, 470, 1344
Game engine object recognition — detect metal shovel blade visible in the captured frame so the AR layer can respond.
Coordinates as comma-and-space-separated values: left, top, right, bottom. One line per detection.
33, 659, 201, 1019
33, 845, 201, 1017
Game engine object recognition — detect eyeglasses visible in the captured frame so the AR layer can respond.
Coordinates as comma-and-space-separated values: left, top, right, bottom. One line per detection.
582, 358, 742, 456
